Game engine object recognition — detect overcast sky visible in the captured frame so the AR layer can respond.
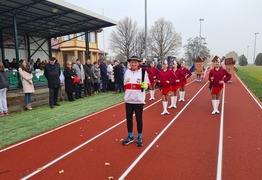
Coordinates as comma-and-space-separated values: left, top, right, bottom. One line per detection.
64, 0, 261, 63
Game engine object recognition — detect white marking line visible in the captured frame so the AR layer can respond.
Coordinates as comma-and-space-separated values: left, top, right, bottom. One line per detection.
20, 99, 161, 180
235, 74, 262, 109
0, 102, 125, 152
216, 84, 226, 180
1, 80, 196, 153
118, 81, 209, 180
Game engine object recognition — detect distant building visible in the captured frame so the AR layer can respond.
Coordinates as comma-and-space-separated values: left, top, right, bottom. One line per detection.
52, 30, 103, 66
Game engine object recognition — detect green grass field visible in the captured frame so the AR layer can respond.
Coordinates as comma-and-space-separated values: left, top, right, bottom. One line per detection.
0, 92, 125, 149
236, 66, 262, 101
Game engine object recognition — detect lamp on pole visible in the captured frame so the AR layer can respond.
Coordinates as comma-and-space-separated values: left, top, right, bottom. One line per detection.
199, 18, 204, 38
253, 32, 259, 64
246, 45, 249, 62
144, 0, 148, 58
199, 18, 204, 55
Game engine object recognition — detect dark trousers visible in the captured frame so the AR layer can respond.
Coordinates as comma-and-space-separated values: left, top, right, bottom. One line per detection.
101, 78, 107, 92
84, 81, 92, 96
75, 84, 83, 98
67, 92, 74, 101
125, 103, 144, 134
93, 82, 98, 92
49, 88, 59, 106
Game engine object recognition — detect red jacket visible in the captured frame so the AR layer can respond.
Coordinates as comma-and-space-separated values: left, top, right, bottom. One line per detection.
170, 68, 184, 86
209, 67, 231, 87
180, 67, 192, 82
146, 67, 159, 83
158, 69, 174, 88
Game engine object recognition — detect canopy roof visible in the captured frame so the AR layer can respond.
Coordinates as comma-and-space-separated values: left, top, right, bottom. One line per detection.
0, 0, 117, 38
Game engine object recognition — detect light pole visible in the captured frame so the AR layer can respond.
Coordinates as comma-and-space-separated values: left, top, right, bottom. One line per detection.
253, 32, 259, 64
199, 18, 204, 56
144, 0, 148, 58
199, 18, 204, 38
247, 45, 249, 62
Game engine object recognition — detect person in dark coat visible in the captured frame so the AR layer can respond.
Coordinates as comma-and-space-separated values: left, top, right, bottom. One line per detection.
99, 59, 108, 92
63, 61, 77, 101
44, 57, 61, 108
83, 58, 93, 96
113, 60, 123, 93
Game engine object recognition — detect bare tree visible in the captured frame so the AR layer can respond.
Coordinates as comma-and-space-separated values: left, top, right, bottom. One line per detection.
184, 36, 210, 66
225, 51, 239, 62
133, 28, 145, 58
109, 17, 138, 60
148, 18, 182, 59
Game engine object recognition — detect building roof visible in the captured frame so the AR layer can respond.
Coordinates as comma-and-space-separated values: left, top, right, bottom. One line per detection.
0, 0, 117, 39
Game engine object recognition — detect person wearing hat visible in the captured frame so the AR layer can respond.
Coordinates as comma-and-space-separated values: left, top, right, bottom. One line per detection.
178, 60, 192, 102
122, 55, 150, 147
209, 56, 231, 114
157, 60, 175, 115
44, 57, 61, 108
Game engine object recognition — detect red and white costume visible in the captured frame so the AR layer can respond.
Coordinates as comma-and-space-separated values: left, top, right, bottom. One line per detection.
180, 67, 192, 86
158, 69, 174, 95
146, 66, 159, 100
208, 67, 231, 95
124, 67, 150, 104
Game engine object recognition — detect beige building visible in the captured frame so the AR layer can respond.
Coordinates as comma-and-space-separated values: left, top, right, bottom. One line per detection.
52, 31, 101, 66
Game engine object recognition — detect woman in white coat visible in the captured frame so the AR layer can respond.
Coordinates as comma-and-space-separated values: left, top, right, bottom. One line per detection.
19, 60, 35, 110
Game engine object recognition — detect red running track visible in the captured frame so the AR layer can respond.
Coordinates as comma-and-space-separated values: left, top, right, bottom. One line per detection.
0, 75, 261, 180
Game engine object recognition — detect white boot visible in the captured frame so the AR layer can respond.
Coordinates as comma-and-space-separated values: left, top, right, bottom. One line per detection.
182, 91, 185, 101
152, 90, 155, 100
173, 96, 177, 108
211, 100, 217, 114
168, 96, 177, 108
178, 91, 183, 102
149, 90, 153, 100
161, 101, 169, 115
216, 100, 220, 114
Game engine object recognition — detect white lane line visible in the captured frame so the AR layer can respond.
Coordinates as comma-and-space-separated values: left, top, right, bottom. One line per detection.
1, 80, 196, 153
216, 84, 226, 180
20, 80, 199, 179
20, 99, 161, 180
0, 102, 125, 152
235, 74, 262, 109
118, 81, 209, 180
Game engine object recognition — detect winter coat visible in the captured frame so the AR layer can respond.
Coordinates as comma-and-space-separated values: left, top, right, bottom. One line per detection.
92, 66, 101, 83
83, 64, 93, 83
44, 62, 61, 89
63, 67, 76, 93
124, 68, 149, 104
72, 63, 85, 84
99, 62, 107, 80
0, 71, 9, 89
113, 65, 123, 84
18, 68, 35, 93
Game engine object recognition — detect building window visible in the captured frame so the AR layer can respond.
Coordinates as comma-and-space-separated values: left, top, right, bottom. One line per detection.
62, 35, 69, 41
77, 33, 85, 41
89, 32, 96, 43
69, 34, 74, 39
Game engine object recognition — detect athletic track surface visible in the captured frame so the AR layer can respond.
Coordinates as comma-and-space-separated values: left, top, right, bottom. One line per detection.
0, 74, 261, 180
